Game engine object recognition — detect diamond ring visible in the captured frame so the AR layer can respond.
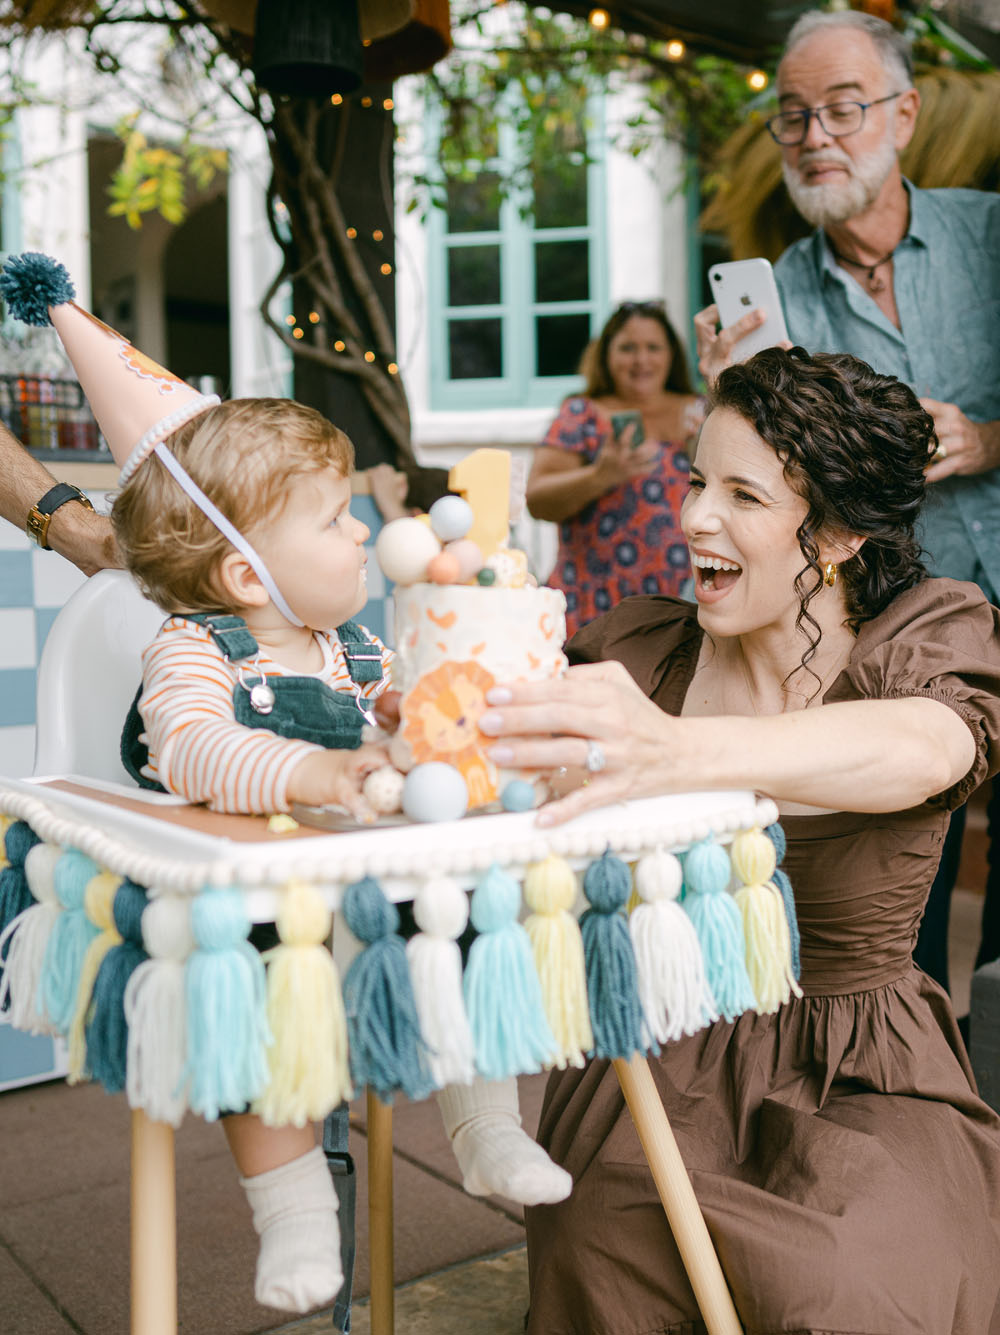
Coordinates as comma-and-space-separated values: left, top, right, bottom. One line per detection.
584, 740, 606, 773
933, 442, 948, 462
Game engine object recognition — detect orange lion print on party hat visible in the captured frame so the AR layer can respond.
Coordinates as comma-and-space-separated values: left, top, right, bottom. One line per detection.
402, 660, 499, 806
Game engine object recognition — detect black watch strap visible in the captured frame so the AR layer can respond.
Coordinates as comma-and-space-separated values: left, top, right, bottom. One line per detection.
26, 483, 95, 549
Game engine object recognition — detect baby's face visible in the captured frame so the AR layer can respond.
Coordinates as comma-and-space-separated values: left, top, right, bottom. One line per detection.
253, 469, 370, 629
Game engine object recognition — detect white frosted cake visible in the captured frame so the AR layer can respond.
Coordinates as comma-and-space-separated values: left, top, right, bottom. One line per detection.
390, 582, 568, 808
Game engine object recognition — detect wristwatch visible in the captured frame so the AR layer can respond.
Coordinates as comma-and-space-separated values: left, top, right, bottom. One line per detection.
26, 483, 96, 550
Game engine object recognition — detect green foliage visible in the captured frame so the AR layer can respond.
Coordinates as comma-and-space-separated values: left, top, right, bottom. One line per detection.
107, 113, 227, 230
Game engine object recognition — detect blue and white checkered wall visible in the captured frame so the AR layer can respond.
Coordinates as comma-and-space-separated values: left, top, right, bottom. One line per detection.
0, 491, 391, 780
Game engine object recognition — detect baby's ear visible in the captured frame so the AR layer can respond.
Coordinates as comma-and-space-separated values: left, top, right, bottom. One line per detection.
218, 550, 269, 608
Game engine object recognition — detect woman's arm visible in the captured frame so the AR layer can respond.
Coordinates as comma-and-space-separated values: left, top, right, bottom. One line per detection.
526, 436, 663, 524
477, 661, 976, 825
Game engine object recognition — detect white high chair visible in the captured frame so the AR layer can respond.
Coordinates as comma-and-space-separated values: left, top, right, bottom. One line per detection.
32, 569, 165, 784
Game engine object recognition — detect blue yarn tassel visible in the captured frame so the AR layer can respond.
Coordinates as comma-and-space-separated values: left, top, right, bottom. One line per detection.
0, 252, 75, 326
0, 822, 41, 1002
579, 851, 648, 1060
682, 838, 757, 1023
39, 850, 101, 1033
463, 864, 556, 1080
342, 877, 434, 1103
763, 822, 800, 980
184, 887, 271, 1121
86, 881, 149, 1094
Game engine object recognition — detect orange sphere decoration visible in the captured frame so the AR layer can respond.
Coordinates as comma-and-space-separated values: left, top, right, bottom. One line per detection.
427, 551, 462, 584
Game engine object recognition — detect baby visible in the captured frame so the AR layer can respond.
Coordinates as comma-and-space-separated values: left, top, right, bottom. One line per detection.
112, 396, 569, 1317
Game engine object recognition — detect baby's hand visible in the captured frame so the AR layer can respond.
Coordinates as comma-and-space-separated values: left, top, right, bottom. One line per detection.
287, 742, 390, 821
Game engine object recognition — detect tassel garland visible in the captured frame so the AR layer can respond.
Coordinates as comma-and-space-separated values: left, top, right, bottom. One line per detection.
67, 871, 124, 1083
764, 822, 801, 980
342, 876, 434, 1103
184, 886, 272, 1121
464, 863, 557, 1080
0, 843, 63, 1033
125, 895, 194, 1128
406, 877, 477, 1087
729, 828, 802, 1014
40, 850, 102, 1033
254, 879, 352, 1128
630, 849, 718, 1045
523, 855, 593, 1069
682, 839, 756, 1023
86, 881, 149, 1094
0, 822, 41, 966
579, 851, 647, 1060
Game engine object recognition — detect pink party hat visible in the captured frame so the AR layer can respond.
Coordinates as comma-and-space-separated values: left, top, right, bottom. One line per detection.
0, 253, 218, 483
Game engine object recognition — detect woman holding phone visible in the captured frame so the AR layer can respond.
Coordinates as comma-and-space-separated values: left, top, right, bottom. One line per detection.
527, 300, 705, 638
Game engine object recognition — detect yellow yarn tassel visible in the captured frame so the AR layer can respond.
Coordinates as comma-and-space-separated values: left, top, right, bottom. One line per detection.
0, 813, 11, 870
523, 855, 594, 1068
730, 828, 802, 1014
253, 880, 352, 1128
67, 870, 123, 1083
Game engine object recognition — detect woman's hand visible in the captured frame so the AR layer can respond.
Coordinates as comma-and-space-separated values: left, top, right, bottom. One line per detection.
477, 661, 680, 825
592, 422, 661, 491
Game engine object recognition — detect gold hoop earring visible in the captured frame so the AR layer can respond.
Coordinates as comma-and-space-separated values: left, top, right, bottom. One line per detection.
823, 562, 838, 588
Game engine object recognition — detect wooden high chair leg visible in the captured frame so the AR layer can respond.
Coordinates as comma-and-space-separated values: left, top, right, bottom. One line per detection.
613, 1055, 743, 1335
130, 1108, 177, 1335
367, 1089, 395, 1335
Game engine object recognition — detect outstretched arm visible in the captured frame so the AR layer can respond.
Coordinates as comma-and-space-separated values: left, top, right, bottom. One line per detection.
477, 660, 975, 826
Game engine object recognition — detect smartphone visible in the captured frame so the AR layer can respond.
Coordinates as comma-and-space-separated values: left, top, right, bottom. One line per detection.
708, 258, 789, 362
610, 410, 645, 449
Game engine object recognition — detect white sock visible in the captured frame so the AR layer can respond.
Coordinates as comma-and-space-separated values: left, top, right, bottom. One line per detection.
437, 1076, 572, 1206
240, 1145, 344, 1313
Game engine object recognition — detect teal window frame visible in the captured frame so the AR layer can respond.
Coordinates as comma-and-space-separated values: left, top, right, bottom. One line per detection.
426, 97, 608, 411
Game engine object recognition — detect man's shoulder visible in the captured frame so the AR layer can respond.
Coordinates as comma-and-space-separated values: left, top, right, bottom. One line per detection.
774, 232, 821, 287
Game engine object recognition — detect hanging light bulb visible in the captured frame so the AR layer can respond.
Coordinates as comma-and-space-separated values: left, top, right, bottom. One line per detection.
666, 39, 686, 61
588, 9, 610, 30
747, 69, 769, 92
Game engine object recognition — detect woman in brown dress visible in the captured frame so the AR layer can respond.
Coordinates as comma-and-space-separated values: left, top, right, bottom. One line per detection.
478, 347, 1000, 1333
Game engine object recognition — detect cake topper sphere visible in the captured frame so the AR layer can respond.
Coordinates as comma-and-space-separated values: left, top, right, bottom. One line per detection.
426, 550, 462, 585
402, 762, 469, 823
429, 494, 474, 542
444, 538, 484, 582
374, 516, 442, 585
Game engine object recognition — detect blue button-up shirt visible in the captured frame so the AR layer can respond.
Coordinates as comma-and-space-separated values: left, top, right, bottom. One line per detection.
774, 183, 1000, 600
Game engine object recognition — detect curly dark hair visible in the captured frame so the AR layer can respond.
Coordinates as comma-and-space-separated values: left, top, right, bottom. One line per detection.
710, 346, 934, 673
580, 300, 694, 397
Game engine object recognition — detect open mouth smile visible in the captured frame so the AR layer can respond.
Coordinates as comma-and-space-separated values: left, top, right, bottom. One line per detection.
691, 552, 742, 602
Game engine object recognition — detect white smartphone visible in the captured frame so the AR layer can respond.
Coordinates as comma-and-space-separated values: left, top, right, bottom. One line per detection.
708, 258, 790, 362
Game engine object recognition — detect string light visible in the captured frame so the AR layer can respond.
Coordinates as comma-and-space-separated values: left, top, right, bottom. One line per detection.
383, 98, 394, 111
380, 262, 392, 275
335, 340, 346, 352
293, 328, 304, 340
747, 69, 769, 91
372, 229, 384, 241
361, 96, 372, 107
346, 227, 357, 239
284, 314, 296, 327
364, 351, 375, 363
588, 9, 609, 29
666, 39, 686, 60
387, 363, 399, 375
331, 93, 343, 106
308, 311, 320, 323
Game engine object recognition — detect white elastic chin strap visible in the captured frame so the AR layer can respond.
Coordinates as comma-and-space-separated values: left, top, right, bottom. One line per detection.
152, 443, 305, 627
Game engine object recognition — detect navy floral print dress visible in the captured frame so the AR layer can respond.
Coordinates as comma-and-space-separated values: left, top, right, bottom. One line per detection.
542, 396, 699, 638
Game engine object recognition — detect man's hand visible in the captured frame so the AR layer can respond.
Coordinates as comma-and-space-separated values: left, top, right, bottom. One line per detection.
921, 400, 1000, 482
694, 303, 766, 387
46, 505, 121, 576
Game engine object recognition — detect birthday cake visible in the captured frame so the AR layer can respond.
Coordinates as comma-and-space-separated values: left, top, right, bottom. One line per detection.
373, 451, 567, 817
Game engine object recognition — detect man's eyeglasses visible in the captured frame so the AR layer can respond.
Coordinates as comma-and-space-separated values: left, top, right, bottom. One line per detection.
765, 91, 903, 146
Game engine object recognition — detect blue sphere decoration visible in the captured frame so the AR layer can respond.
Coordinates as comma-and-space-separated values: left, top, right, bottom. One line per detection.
402, 763, 469, 823
429, 495, 474, 542
0, 253, 75, 327
500, 780, 536, 813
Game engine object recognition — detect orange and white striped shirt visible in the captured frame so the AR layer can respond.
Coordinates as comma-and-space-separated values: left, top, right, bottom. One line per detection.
138, 616, 393, 814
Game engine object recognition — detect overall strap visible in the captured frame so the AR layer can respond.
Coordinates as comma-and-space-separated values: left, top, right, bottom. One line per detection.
336, 620, 384, 684
182, 611, 259, 662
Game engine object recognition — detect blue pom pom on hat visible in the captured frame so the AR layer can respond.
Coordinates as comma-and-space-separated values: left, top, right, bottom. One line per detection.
0, 252, 75, 326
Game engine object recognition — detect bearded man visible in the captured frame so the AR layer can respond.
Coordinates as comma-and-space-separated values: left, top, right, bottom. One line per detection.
696, 8, 1000, 1004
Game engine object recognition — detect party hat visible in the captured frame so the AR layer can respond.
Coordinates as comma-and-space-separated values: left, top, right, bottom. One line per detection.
0, 253, 219, 485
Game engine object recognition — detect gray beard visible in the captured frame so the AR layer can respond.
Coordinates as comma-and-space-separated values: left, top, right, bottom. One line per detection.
782, 135, 898, 228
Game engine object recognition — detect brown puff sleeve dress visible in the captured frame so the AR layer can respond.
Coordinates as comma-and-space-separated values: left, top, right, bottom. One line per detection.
524, 579, 1000, 1335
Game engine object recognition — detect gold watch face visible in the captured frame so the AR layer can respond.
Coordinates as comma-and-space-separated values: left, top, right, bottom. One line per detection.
26, 506, 49, 547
